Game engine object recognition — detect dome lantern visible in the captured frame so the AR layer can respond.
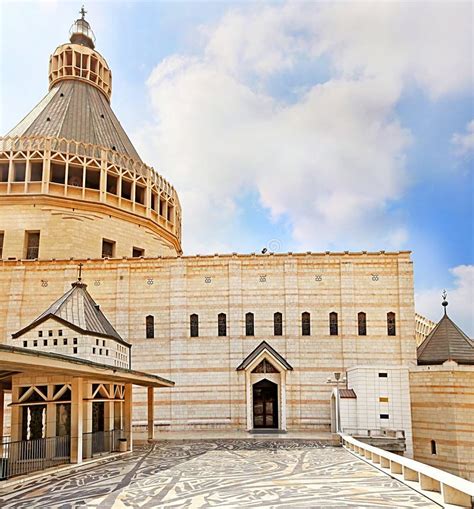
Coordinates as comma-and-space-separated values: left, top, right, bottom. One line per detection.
69, 6, 96, 49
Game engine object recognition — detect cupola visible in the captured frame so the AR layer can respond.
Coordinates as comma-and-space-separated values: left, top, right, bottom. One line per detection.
48, 6, 112, 101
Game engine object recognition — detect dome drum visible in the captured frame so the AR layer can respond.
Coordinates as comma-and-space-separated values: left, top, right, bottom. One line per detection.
49, 43, 111, 101
0, 135, 182, 252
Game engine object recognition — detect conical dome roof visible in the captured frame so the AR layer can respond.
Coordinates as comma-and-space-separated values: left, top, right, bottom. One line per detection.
5, 10, 142, 162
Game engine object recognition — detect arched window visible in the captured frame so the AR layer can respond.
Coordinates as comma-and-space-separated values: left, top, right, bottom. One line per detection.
145, 315, 154, 339
431, 440, 437, 455
387, 312, 396, 336
218, 313, 227, 337
329, 312, 338, 336
358, 312, 367, 336
274, 312, 283, 336
302, 312, 311, 336
190, 314, 199, 338
245, 312, 254, 336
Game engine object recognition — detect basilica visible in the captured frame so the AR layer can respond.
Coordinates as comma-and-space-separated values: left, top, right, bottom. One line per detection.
0, 12, 472, 482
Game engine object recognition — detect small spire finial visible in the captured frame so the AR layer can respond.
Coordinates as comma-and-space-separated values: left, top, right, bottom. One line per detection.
77, 262, 84, 282
80, 5, 87, 20
441, 289, 448, 314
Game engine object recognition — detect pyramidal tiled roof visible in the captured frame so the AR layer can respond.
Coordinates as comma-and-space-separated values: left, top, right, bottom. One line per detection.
417, 312, 474, 365
6, 80, 142, 162
12, 281, 128, 345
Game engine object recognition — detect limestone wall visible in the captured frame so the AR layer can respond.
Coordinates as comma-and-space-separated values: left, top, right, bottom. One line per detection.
0, 251, 416, 431
410, 366, 474, 481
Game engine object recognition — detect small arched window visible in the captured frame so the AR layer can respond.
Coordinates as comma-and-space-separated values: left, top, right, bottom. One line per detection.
431, 440, 437, 455
387, 312, 396, 336
145, 315, 154, 339
274, 312, 283, 336
329, 312, 338, 336
245, 312, 254, 336
218, 313, 227, 337
302, 312, 311, 336
358, 312, 367, 336
190, 314, 199, 338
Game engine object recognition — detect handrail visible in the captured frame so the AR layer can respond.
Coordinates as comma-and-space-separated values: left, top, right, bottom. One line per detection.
340, 433, 474, 508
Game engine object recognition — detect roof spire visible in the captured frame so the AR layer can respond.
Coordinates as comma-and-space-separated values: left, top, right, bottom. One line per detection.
80, 5, 87, 20
441, 289, 448, 315
77, 262, 84, 282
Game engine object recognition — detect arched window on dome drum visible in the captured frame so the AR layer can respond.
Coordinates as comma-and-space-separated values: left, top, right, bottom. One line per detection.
190, 314, 199, 338
329, 312, 338, 336
274, 312, 283, 336
302, 312, 310, 336
218, 313, 227, 337
387, 312, 396, 336
358, 312, 367, 336
245, 312, 254, 336
145, 315, 154, 339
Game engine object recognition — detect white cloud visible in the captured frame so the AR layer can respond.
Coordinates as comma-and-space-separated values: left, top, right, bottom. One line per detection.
135, 2, 472, 254
416, 265, 474, 337
452, 120, 474, 157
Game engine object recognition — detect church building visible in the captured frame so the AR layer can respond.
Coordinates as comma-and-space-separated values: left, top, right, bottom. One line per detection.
0, 12, 417, 445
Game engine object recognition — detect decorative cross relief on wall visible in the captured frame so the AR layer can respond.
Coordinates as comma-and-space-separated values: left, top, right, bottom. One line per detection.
259, 275, 267, 283
205, 276, 212, 284
371, 274, 379, 281
146, 278, 154, 285
315, 275, 323, 282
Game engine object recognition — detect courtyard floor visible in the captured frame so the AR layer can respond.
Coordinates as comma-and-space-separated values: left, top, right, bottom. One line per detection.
0, 439, 438, 508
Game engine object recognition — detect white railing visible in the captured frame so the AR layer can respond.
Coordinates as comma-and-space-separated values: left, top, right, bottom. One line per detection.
340, 433, 474, 508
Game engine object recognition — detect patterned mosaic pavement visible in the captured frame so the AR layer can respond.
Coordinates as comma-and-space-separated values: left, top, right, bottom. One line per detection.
0, 440, 438, 508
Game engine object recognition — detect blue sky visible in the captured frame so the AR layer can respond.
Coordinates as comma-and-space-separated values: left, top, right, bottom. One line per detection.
1, 1, 473, 332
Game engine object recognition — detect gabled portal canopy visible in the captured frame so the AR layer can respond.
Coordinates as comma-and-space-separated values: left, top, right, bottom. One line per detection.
236, 341, 293, 371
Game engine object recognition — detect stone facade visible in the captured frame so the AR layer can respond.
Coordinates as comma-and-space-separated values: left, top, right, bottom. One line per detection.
410, 365, 474, 481
415, 313, 436, 346
1, 251, 416, 432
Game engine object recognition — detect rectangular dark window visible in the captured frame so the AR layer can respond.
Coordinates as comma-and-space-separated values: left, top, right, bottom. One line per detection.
380, 414, 390, 419
68, 165, 83, 187
218, 313, 227, 337
0, 163, 8, 182
23, 341, 27, 348
38, 331, 43, 337
358, 312, 367, 336
73, 347, 78, 354
13, 162, 26, 182
102, 239, 115, 258
107, 174, 118, 194
85, 168, 100, 189
302, 312, 311, 336
245, 312, 254, 336
387, 312, 396, 336
0, 231, 4, 259
190, 314, 199, 337
25, 231, 40, 259
63, 338, 67, 345
274, 312, 283, 336
133, 247, 145, 258
58, 330, 63, 336
30, 162, 43, 181
378, 372, 388, 378
329, 312, 338, 336
48, 330, 53, 337
53, 339, 58, 346
121, 179, 132, 200
146, 315, 154, 339
33, 340, 38, 347
43, 340, 47, 346
50, 163, 66, 184
73, 338, 78, 345
135, 185, 145, 204
93, 347, 96, 354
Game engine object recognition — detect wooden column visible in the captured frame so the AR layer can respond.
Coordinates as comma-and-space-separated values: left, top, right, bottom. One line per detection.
147, 386, 154, 441
70, 377, 83, 464
124, 383, 133, 451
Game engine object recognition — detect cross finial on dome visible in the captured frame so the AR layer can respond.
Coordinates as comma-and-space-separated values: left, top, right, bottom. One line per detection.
80, 5, 87, 20
441, 289, 448, 315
